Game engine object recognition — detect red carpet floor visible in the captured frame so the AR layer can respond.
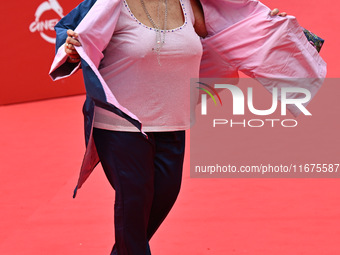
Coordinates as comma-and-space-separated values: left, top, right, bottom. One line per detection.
1, 0, 340, 253
0, 96, 339, 255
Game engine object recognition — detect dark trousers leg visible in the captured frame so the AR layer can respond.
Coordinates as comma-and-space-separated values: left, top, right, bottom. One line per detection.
93, 129, 155, 255
93, 128, 185, 255
146, 131, 185, 240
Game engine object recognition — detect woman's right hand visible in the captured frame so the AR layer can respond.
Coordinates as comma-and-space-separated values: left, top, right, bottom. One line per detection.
65, 29, 82, 63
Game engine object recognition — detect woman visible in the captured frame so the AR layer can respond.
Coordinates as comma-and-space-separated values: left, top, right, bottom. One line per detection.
50, 0, 324, 254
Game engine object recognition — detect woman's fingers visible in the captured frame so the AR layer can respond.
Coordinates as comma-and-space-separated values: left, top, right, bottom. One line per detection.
66, 36, 81, 47
65, 44, 81, 63
67, 29, 80, 41
270, 8, 288, 17
65, 44, 78, 55
270, 8, 280, 16
65, 29, 81, 62
67, 29, 76, 37
66, 29, 81, 47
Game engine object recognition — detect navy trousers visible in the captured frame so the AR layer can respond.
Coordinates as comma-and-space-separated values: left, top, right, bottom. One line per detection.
93, 128, 186, 255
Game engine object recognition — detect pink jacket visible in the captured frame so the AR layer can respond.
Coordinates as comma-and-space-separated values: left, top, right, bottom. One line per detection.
49, 0, 327, 197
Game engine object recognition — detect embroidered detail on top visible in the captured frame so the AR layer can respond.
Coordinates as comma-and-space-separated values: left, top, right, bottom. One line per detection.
123, 0, 188, 32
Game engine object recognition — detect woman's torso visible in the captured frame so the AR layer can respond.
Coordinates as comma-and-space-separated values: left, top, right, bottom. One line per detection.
94, 0, 203, 132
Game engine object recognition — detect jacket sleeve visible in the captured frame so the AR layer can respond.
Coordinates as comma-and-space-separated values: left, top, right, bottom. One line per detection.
49, 0, 98, 80
200, 0, 327, 116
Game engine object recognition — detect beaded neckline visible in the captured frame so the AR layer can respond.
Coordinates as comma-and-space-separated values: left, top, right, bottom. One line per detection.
123, 0, 188, 32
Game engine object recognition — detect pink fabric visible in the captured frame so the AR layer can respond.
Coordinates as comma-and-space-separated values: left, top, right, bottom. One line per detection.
93, 0, 203, 132
49, 0, 145, 136
49, 45, 81, 80
200, 0, 270, 35
200, 0, 326, 116
202, 10, 326, 79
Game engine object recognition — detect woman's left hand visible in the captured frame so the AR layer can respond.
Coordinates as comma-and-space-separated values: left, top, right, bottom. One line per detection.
270, 8, 287, 17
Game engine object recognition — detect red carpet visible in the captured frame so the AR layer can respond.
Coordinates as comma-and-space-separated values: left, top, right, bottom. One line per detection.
1, 0, 340, 253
